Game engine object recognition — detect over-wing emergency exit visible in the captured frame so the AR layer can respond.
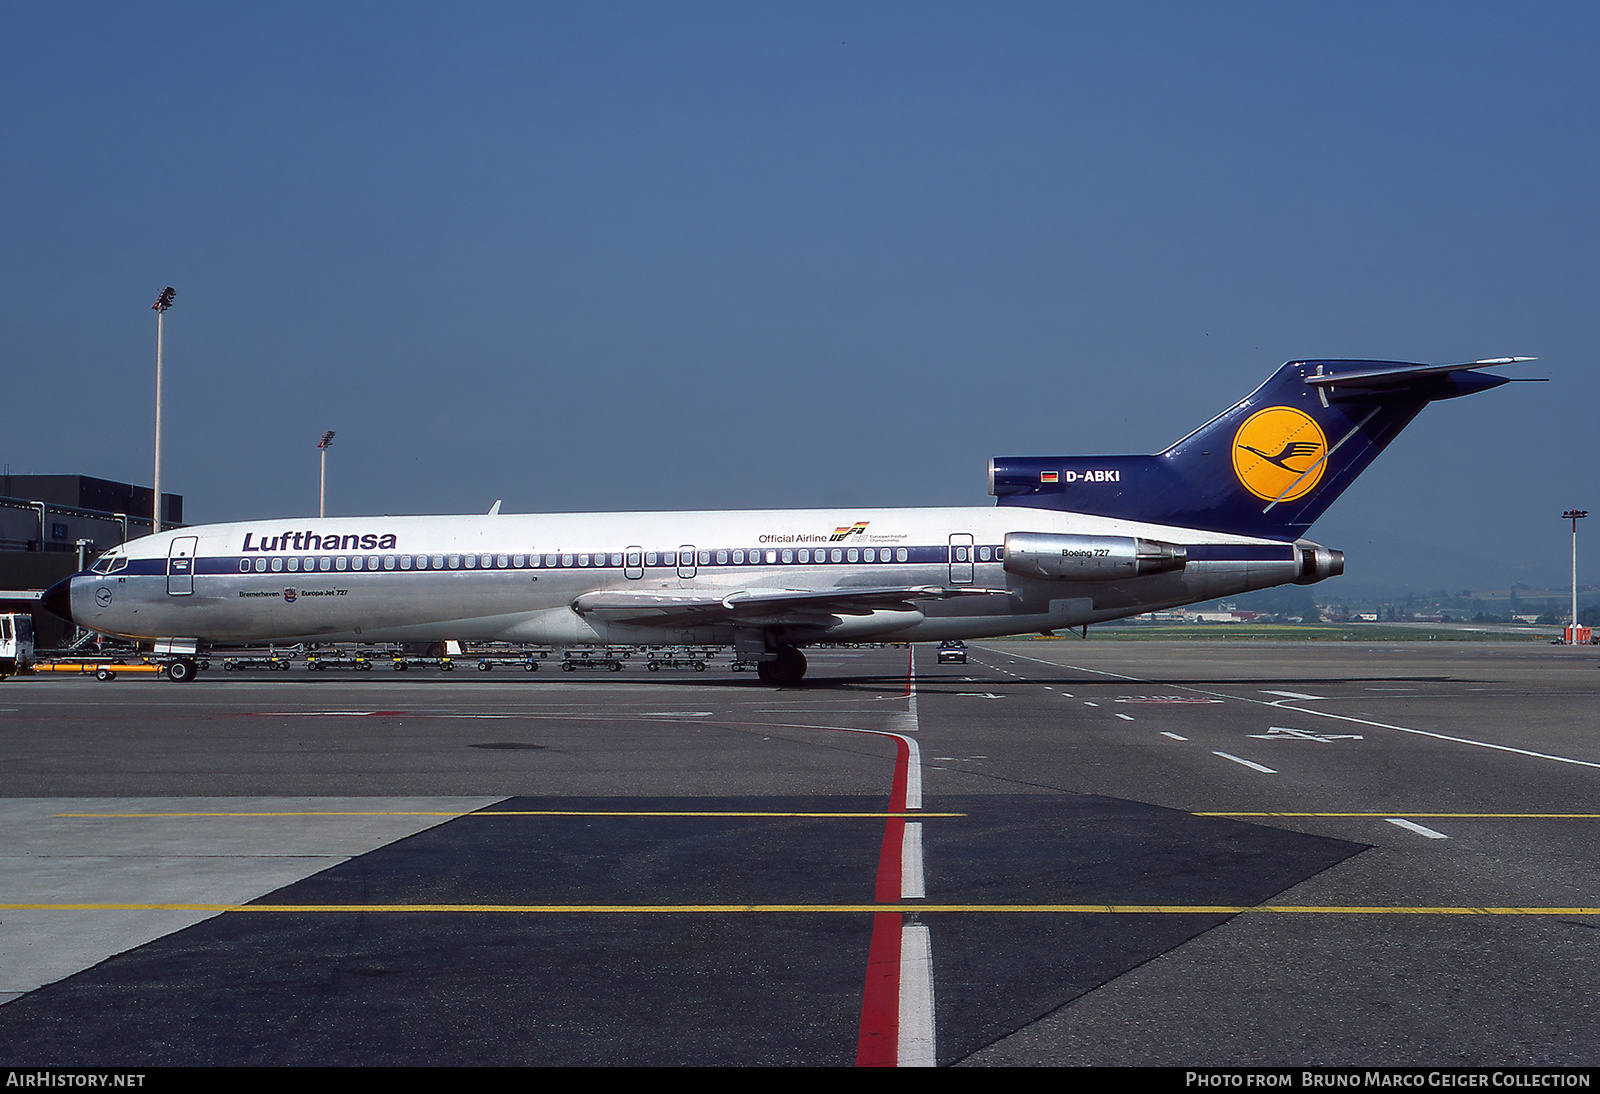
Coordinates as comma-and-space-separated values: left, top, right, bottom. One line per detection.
43, 358, 1540, 684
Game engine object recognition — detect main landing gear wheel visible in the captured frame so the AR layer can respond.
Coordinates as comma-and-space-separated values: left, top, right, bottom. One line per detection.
756, 646, 807, 686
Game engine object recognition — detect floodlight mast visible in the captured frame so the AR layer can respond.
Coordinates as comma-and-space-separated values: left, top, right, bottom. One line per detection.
318, 431, 336, 518
150, 287, 176, 533
1564, 510, 1588, 642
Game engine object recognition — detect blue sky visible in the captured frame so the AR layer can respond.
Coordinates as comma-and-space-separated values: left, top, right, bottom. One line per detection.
3, 2, 1594, 593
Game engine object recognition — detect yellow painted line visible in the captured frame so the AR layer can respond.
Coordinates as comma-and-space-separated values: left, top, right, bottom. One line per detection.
54, 812, 472, 818
32, 662, 164, 673
4, 903, 1596, 916
53, 811, 965, 819
1198, 812, 1600, 819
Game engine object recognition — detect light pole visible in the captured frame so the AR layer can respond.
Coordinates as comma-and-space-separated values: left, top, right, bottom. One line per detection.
151, 286, 176, 532
1563, 510, 1588, 643
318, 431, 336, 518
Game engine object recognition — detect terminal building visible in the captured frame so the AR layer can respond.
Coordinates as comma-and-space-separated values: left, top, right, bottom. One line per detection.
0, 474, 182, 647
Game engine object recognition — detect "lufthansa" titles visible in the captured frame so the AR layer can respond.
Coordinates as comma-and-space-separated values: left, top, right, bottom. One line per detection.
241, 531, 398, 552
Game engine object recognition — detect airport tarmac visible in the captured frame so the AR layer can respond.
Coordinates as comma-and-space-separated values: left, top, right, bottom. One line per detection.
0, 639, 1595, 1067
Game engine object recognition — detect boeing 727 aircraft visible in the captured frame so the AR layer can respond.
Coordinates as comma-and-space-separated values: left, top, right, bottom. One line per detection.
42, 358, 1537, 684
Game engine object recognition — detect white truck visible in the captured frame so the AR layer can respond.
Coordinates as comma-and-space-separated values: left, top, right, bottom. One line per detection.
0, 613, 36, 679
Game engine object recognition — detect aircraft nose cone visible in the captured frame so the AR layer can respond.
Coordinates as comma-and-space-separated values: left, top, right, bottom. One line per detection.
41, 576, 76, 625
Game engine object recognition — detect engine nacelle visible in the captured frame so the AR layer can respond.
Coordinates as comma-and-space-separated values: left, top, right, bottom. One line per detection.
1293, 540, 1345, 585
1003, 532, 1187, 581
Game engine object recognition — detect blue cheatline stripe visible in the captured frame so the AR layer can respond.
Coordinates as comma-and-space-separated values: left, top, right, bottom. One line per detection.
166, 543, 1001, 578
123, 540, 1294, 579
1185, 544, 1296, 561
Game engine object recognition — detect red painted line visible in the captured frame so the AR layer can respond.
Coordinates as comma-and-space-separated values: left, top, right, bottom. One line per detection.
857, 734, 912, 1066
875, 739, 909, 901
856, 912, 903, 1067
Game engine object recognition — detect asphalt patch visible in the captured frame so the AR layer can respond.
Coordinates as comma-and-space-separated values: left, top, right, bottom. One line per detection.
0, 794, 1363, 1065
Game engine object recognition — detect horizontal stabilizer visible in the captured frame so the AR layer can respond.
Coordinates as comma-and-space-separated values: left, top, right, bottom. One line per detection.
1305, 358, 1544, 398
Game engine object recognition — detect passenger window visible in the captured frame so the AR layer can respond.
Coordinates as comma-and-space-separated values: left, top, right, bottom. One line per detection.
319, 557, 331, 571
846, 549, 858, 563
336, 557, 348, 571
798, 549, 809, 563
271, 558, 284, 572
864, 548, 875, 562
831, 549, 843, 563
255, 558, 267, 572
979, 546, 991, 561
645, 552, 658, 567
400, 556, 413, 569
464, 555, 476, 569
781, 549, 793, 563
239, 560, 250, 573
287, 558, 300, 572
897, 548, 908, 562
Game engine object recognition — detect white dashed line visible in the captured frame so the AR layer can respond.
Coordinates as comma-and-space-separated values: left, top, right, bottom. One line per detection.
1387, 818, 1449, 840
902, 822, 926, 897
1213, 752, 1277, 773
898, 924, 936, 1067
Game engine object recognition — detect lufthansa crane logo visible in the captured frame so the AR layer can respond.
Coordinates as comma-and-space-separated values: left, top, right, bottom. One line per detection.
1232, 407, 1328, 502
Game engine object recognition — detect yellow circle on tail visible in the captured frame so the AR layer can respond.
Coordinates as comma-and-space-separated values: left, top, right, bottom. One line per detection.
1232, 407, 1328, 502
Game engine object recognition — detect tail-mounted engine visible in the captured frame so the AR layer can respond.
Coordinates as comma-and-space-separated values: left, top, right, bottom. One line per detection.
1003, 532, 1187, 580
1293, 540, 1345, 585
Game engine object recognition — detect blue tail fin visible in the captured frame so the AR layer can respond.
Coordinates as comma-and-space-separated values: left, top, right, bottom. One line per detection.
990, 358, 1539, 539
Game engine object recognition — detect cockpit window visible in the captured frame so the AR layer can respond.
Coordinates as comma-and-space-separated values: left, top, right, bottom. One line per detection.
88, 549, 128, 574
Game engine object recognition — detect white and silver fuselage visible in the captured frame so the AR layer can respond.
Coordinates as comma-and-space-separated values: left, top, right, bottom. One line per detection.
54, 504, 1321, 648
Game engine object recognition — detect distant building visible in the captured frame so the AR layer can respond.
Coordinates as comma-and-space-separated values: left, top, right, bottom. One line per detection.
0, 474, 182, 646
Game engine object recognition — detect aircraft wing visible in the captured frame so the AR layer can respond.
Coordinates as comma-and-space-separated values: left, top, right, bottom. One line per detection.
571, 584, 1008, 626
